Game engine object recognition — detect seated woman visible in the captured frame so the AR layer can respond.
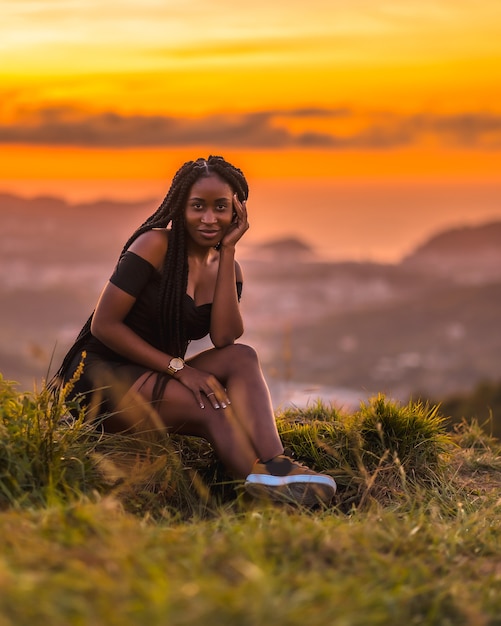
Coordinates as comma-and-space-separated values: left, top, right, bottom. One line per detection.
53, 155, 336, 506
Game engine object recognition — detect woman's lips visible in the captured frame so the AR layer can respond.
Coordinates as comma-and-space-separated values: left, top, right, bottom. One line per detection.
198, 229, 220, 239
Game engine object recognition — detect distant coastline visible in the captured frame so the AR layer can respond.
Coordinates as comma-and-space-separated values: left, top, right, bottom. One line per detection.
2, 178, 501, 263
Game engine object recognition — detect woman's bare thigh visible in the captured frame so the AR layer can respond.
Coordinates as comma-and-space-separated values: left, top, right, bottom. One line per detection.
115, 369, 218, 437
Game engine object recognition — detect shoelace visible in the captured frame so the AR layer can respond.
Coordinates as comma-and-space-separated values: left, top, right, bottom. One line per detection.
267, 454, 310, 471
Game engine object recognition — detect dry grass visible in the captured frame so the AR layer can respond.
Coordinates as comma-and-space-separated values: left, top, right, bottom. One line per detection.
1, 376, 501, 625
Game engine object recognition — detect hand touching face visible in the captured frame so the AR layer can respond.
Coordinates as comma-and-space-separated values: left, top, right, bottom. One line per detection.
185, 174, 248, 249
218, 192, 249, 248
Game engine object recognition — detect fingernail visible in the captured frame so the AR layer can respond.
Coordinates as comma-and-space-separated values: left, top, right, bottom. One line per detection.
214, 403, 220, 409
221, 402, 227, 409
200, 403, 205, 409
227, 399, 231, 405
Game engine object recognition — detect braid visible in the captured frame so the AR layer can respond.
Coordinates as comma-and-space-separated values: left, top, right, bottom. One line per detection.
160, 211, 188, 355
206, 155, 249, 202
50, 155, 248, 390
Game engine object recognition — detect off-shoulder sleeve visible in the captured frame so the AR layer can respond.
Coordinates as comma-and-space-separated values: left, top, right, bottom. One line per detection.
109, 251, 156, 297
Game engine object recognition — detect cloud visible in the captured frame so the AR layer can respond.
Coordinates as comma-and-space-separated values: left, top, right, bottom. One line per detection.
424, 113, 501, 148
0, 109, 291, 148
1, 106, 500, 149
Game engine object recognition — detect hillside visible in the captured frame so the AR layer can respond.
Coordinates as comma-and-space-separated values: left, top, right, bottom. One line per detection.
1, 192, 500, 410
2, 380, 501, 625
238, 218, 501, 405
277, 279, 501, 398
402, 220, 501, 283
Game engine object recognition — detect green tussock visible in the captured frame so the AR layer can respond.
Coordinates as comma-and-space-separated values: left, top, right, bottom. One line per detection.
1, 381, 457, 516
2, 375, 501, 624
0, 374, 105, 508
276, 395, 453, 511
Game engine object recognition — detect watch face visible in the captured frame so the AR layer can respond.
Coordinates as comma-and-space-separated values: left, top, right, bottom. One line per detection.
170, 357, 184, 370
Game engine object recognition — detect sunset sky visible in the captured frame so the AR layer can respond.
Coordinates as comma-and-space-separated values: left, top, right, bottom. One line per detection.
1, 0, 501, 260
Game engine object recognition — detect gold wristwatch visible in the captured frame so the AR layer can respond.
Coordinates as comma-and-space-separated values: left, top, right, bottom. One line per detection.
166, 357, 185, 376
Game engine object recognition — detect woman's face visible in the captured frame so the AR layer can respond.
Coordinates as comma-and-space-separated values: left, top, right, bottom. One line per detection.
184, 174, 235, 247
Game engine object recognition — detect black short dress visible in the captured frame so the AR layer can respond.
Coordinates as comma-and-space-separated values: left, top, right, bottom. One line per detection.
62, 250, 242, 417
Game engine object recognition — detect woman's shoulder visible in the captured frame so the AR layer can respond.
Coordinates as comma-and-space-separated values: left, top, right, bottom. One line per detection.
128, 229, 168, 271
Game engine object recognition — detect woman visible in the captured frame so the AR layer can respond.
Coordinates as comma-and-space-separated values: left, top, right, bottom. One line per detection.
54, 156, 336, 506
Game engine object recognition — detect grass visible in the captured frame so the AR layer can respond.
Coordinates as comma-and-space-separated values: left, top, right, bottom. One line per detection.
1, 375, 501, 625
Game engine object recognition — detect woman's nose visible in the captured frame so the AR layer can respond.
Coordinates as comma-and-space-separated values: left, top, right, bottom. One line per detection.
201, 210, 217, 223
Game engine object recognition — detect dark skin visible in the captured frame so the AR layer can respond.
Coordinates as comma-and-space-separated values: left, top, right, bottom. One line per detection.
90, 174, 284, 477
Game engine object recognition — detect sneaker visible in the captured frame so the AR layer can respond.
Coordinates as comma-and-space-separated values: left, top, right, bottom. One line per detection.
244, 455, 337, 507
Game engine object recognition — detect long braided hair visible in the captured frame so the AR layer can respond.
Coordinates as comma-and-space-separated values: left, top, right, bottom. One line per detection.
52, 155, 249, 387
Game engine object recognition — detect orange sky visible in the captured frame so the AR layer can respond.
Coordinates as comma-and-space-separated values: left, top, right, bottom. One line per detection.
1, 1, 501, 259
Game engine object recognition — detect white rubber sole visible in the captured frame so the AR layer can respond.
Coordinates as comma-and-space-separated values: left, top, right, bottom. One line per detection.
244, 475, 337, 507
245, 473, 336, 489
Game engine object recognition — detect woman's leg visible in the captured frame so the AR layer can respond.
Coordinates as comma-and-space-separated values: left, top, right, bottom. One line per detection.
112, 344, 283, 478
188, 344, 284, 461
107, 344, 337, 505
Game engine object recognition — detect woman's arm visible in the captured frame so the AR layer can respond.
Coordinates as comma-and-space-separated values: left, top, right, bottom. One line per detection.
91, 283, 175, 372
90, 230, 174, 372
209, 249, 244, 347
209, 194, 248, 347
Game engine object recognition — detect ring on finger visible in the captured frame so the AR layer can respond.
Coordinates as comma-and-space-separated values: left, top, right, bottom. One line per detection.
206, 392, 215, 397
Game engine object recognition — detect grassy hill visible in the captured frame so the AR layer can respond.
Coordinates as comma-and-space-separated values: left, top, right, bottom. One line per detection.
440, 378, 501, 438
281, 279, 501, 398
1, 375, 501, 625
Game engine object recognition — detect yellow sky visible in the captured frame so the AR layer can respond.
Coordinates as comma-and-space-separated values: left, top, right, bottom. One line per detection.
1, 0, 501, 261
2, 1, 501, 111
1, 0, 501, 187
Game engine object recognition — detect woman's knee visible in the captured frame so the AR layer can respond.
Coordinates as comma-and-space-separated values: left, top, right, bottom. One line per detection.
219, 343, 259, 366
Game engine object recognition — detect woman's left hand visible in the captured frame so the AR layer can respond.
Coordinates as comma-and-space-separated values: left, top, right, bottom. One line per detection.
219, 194, 249, 248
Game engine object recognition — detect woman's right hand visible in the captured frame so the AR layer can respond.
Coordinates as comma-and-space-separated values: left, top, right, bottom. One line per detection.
174, 365, 230, 410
